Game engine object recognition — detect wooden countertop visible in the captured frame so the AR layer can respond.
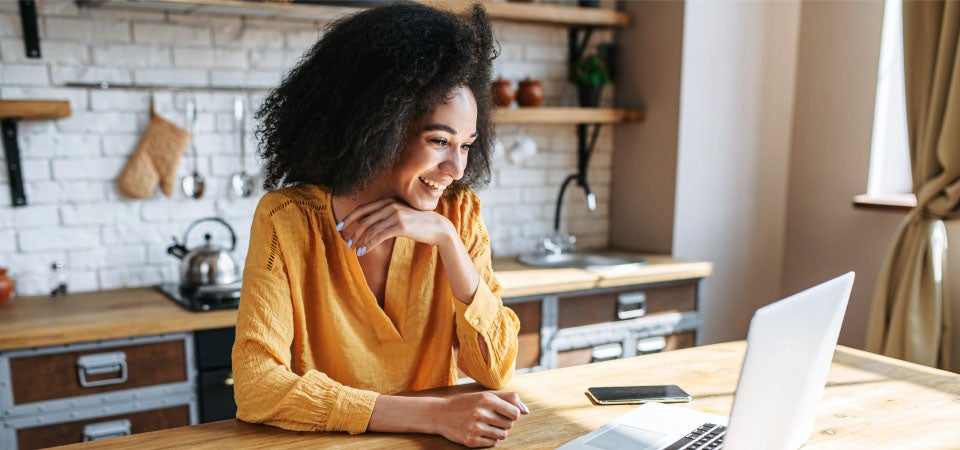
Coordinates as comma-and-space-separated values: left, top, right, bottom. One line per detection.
0, 254, 711, 351
59, 341, 960, 449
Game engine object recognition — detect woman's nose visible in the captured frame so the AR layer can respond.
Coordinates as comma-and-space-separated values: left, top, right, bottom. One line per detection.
441, 148, 466, 180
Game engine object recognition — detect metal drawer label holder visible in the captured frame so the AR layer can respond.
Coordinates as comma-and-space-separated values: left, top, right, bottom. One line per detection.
77, 352, 128, 388
616, 292, 647, 320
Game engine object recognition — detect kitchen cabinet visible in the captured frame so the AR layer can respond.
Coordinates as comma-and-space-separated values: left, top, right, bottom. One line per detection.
508, 278, 702, 373
0, 334, 198, 449
0, 254, 709, 447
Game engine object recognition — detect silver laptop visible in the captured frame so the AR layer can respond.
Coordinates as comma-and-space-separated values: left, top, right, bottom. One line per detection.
560, 272, 855, 450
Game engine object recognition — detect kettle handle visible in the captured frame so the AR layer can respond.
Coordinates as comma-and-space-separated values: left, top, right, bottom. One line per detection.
182, 217, 237, 251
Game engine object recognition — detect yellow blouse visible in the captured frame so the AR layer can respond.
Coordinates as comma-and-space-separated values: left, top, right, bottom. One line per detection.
231, 184, 520, 434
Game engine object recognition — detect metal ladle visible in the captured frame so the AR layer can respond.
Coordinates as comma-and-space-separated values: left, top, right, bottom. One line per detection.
230, 95, 254, 198
181, 96, 205, 199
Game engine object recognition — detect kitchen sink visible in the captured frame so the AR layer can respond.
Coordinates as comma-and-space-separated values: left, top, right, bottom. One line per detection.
517, 252, 647, 269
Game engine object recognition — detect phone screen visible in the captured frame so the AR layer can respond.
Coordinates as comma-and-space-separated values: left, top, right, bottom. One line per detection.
586, 385, 692, 405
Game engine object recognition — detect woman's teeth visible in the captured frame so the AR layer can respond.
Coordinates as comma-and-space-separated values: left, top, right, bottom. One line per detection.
419, 177, 447, 191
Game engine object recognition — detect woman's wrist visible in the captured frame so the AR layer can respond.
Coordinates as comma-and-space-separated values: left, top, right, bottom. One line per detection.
369, 395, 447, 435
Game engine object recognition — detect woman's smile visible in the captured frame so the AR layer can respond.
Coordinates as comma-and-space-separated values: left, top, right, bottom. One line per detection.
418, 176, 449, 193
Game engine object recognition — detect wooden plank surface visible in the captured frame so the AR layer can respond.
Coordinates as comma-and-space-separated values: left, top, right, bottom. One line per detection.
0, 255, 709, 351
0, 288, 237, 351
85, 0, 629, 27
495, 254, 713, 298
495, 107, 646, 124
0, 100, 70, 120
423, 0, 630, 27
57, 342, 960, 449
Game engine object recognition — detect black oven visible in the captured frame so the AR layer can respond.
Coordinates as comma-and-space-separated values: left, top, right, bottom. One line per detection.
194, 327, 237, 423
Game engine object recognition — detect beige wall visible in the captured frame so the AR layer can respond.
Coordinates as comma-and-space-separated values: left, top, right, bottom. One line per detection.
782, 0, 890, 349
784, 1, 960, 371
672, 0, 801, 344
614, 1, 960, 368
610, 1, 685, 255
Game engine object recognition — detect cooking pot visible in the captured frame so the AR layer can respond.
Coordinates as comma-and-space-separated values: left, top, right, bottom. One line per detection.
167, 217, 241, 288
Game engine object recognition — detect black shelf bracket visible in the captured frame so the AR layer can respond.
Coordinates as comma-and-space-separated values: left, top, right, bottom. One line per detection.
19, 0, 41, 59
568, 27, 594, 70
2, 119, 28, 207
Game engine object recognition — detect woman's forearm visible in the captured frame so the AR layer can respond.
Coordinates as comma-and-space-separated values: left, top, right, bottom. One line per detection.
437, 228, 481, 304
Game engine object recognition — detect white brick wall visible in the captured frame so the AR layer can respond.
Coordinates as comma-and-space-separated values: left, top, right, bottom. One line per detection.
0, 3, 615, 297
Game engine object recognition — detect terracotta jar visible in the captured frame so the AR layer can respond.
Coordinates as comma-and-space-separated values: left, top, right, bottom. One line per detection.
0, 267, 13, 305
492, 77, 515, 108
516, 77, 544, 107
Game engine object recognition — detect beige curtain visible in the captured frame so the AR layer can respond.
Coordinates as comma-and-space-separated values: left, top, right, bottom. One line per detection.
866, 0, 960, 369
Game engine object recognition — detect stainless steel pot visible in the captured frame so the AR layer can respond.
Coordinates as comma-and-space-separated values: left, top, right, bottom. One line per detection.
167, 217, 241, 288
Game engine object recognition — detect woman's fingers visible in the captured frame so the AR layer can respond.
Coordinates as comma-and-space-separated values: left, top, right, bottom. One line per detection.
339, 199, 451, 254
344, 203, 402, 254
432, 391, 532, 447
339, 197, 396, 231
491, 391, 529, 416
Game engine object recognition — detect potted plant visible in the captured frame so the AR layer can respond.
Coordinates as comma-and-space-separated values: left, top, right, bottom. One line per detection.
571, 52, 611, 107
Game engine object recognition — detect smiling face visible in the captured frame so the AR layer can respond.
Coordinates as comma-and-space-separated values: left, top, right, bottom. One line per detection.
377, 85, 479, 210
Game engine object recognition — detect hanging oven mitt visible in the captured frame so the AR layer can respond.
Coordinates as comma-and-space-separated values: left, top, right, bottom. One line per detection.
117, 100, 191, 198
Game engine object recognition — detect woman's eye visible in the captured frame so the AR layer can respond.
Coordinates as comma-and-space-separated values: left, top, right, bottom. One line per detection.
429, 138, 448, 147
461, 142, 473, 151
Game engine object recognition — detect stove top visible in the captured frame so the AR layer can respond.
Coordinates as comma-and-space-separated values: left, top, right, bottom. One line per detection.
156, 282, 241, 312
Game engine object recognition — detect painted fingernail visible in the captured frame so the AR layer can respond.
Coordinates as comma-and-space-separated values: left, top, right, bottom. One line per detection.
336, 221, 344, 231
520, 401, 530, 414
357, 246, 367, 257
346, 239, 353, 249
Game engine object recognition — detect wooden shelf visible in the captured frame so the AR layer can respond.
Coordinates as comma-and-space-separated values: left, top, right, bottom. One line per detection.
0, 100, 70, 120
494, 107, 645, 124
77, 0, 630, 27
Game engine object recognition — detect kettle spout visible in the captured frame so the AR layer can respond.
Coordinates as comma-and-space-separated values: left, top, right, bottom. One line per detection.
167, 236, 188, 259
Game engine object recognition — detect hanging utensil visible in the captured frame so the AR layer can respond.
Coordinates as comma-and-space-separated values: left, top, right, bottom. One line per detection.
181, 96, 205, 199
230, 95, 254, 198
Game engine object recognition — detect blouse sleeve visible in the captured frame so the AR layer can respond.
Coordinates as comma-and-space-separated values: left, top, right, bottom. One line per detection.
231, 196, 379, 433
451, 189, 521, 389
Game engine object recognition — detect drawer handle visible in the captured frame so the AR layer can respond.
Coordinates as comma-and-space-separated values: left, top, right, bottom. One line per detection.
617, 292, 647, 320
224, 371, 234, 387
77, 351, 128, 388
83, 419, 131, 441
637, 336, 667, 354
591, 343, 623, 362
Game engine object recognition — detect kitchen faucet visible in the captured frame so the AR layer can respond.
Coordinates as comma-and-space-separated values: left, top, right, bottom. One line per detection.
546, 123, 601, 255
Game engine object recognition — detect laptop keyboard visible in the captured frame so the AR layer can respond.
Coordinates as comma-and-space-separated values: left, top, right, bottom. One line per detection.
662, 423, 726, 450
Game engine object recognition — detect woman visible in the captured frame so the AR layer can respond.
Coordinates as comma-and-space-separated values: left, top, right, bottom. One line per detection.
231, 3, 526, 448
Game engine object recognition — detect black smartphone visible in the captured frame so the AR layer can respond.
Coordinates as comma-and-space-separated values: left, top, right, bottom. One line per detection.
586, 385, 692, 405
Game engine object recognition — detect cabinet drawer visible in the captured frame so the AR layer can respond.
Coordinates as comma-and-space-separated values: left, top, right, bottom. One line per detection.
508, 302, 541, 370
556, 332, 697, 368
7, 339, 187, 405
15, 405, 189, 450
195, 327, 235, 371
558, 283, 697, 329
199, 368, 236, 423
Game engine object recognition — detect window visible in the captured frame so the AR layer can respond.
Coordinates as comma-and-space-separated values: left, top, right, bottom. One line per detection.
867, 0, 912, 198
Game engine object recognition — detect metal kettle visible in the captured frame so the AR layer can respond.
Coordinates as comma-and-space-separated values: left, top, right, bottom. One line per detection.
167, 217, 241, 288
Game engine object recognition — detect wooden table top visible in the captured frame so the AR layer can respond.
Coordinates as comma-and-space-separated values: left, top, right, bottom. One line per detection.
0, 254, 712, 351
58, 341, 960, 449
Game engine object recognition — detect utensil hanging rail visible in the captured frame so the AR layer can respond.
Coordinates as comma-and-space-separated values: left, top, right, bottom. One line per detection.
63, 82, 273, 93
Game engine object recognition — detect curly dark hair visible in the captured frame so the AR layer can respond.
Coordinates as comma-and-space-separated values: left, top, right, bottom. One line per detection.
256, 2, 498, 194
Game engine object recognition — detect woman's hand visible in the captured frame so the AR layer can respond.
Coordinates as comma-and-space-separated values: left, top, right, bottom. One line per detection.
339, 197, 455, 254
434, 391, 529, 448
